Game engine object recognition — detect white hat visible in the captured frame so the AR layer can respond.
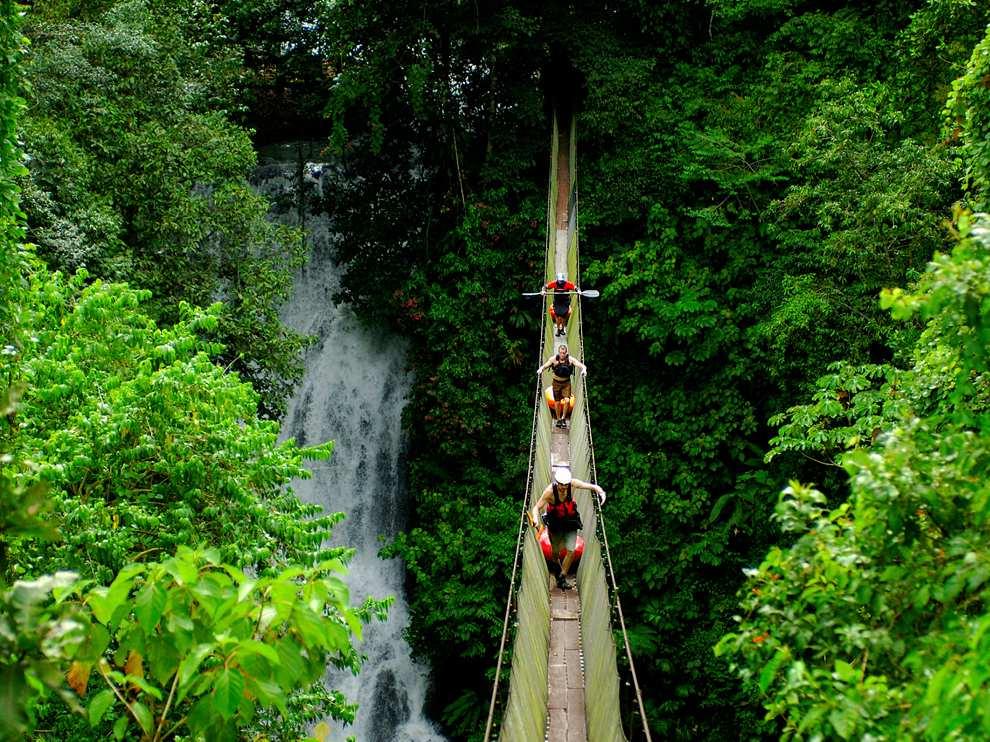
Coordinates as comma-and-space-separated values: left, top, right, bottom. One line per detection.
552, 465, 572, 485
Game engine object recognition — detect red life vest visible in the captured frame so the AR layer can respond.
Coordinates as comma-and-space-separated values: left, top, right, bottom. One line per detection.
547, 483, 581, 529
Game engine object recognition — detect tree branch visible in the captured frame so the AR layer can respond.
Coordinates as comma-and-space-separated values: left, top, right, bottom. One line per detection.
151, 671, 181, 742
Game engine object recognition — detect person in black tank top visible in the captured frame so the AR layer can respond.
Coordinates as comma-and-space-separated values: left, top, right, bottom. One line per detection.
537, 344, 587, 428
531, 465, 606, 590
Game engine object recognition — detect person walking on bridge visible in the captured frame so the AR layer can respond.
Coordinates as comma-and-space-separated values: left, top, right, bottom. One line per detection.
533, 465, 605, 590
541, 273, 578, 336
537, 344, 586, 429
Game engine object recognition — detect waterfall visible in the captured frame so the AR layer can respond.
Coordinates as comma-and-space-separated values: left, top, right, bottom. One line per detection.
253, 142, 445, 742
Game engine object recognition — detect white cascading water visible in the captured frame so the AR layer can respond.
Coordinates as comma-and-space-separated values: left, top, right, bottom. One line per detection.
253, 142, 445, 742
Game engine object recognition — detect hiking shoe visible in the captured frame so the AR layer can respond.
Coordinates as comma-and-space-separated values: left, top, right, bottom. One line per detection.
556, 574, 570, 590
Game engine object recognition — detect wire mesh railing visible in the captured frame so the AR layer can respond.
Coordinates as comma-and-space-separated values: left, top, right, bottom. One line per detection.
485, 111, 651, 742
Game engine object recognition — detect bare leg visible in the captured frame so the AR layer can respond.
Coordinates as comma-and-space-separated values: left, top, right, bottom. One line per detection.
560, 550, 575, 579
555, 553, 570, 589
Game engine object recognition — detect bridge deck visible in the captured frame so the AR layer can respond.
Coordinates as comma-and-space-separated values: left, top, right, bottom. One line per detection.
548, 583, 585, 741
546, 411, 586, 740
496, 112, 630, 742
547, 118, 587, 742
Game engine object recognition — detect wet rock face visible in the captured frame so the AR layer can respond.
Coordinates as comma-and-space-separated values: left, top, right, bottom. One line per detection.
369, 668, 408, 741
258, 143, 444, 742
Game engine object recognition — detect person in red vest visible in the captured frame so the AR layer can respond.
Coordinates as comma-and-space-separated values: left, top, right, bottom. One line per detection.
541, 272, 578, 336
532, 465, 605, 590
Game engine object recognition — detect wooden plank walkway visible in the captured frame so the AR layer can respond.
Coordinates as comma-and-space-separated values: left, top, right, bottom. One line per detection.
546, 424, 585, 741
548, 582, 585, 741
546, 116, 585, 742
555, 124, 570, 276
550, 426, 569, 468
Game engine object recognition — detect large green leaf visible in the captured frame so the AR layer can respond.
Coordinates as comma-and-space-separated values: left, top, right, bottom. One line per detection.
134, 581, 167, 634
212, 668, 245, 720
87, 689, 115, 727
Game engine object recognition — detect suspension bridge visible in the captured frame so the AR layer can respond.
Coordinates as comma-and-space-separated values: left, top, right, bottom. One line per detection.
483, 115, 652, 742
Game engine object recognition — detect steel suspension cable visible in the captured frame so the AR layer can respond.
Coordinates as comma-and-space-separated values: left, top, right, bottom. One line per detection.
482, 138, 558, 742
485, 112, 652, 741
582, 395, 652, 740
482, 337, 550, 741
482, 510, 527, 742
574, 187, 653, 741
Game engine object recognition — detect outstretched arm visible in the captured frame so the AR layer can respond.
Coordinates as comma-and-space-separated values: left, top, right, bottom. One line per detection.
571, 478, 606, 504
571, 357, 588, 376
536, 355, 554, 376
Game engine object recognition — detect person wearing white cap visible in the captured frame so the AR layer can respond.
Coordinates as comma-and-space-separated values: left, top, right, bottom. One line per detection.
531, 465, 605, 590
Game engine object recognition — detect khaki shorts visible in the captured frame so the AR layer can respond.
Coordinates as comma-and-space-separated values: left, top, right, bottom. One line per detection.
552, 377, 572, 401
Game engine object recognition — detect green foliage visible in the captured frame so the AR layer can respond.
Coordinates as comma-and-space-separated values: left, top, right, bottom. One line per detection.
217, 0, 329, 141
709, 0, 802, 21
760, 76, 956, 378
384, 198, 545, 715
77, 548, 368, 742
766, 362, 899, 465
316, 1, 990, 737
7, 271, 337, 584
0, 258, 384, 739
0, 6, 386, 737
18, 0, 307, 417
0, 243, 379, 742
0, 0, 27, 349
0, 1, 50, 577
947, 24, 990, 207
0, 571, 89, 739
573, 5, 990, 736
3, 549, 379, 741
718, 158, 990, 741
